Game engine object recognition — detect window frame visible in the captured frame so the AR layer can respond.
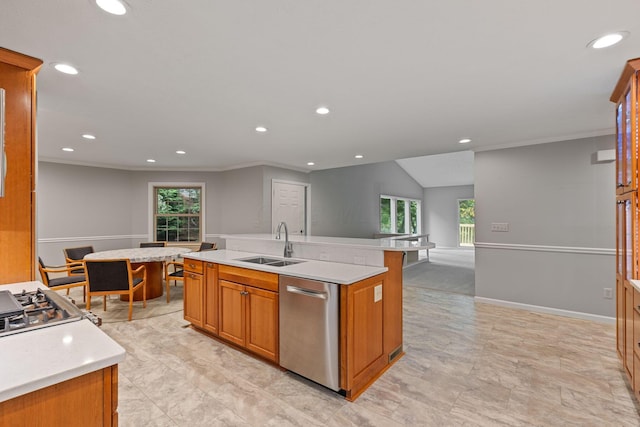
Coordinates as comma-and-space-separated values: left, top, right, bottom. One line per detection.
380, 195, 422, 234
148, 182, 206, 243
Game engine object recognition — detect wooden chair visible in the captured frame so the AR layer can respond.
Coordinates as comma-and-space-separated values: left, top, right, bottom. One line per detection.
85, 259, 147, 321
63, 246, 94, 275
165, 242, 216, 303
37, 257, 87, 301
139, 242, 166, 247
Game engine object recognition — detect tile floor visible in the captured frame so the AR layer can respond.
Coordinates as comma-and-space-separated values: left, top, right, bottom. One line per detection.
101, 282, 640, 426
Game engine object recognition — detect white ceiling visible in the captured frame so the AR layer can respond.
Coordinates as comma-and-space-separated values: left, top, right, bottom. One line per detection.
1, 1, 638, 175
396, 151, 474, 188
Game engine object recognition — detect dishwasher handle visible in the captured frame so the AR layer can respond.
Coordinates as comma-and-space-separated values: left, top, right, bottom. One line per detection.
285, 285, 328, 300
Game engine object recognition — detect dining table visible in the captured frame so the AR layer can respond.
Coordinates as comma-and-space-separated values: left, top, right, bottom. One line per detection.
84, 246, 191, 301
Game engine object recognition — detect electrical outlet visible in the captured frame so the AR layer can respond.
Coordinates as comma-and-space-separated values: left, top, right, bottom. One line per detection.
374, 285, 382, 302
603, 288, 613, 299
491, 222, 509, 232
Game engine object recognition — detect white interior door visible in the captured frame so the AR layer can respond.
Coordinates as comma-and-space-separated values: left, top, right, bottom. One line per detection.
272, 181, 307, 235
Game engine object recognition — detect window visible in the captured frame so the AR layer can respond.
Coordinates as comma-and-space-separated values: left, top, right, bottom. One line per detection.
380, 195, 421, 234
153, 186, 203, 242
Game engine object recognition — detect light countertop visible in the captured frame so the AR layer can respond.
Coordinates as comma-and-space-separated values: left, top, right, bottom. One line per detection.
222, 233, 435, 251
0, 281, 125, 403
185, 250, 388, 284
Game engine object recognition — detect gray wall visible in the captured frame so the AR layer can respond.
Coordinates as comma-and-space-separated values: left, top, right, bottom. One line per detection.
37, 163, 309, 262
423, 185, 474, 248
309, 161, 423, 238
474, 135, 615, 317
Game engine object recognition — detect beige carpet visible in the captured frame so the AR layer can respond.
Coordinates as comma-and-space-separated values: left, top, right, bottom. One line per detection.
63, 283, 184, 323
403, 248, 475, 296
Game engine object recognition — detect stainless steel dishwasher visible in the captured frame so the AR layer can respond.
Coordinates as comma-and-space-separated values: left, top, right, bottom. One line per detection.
279, 275, 340, 392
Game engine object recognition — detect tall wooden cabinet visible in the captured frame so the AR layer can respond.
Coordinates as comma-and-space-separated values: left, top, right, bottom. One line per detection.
0, 48, 42, 284
612, 58, 640, 394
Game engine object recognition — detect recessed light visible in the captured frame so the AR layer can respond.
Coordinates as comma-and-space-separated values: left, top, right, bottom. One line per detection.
315, 107, 330, 115
355, 154, 364, 159
255, 126, 268, 133
53, 63, 78, 75
82, 134, 96, 140
176, 150, 186, 155
307, 162, 315, 166
96, 0, 127, 15
146, 159, 156, 163
588, 31, 629, 49
62, 147, 74, 152
459, 138, 471, 144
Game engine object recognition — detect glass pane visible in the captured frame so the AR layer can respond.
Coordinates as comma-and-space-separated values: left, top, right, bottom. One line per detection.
618, 201, 625, 275
396, 200, 405, 233
409, 201, 418, 234
156, 188, 201, 214
625, 91, 632, 186
380, 198, 391, 232
617, 102, 623, 187
626, 199, 633, 280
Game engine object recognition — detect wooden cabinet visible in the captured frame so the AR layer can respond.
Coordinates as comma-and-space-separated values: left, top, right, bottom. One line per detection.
218, 265, 279, 363
0, 365, 118, 427
203, 262, 219, 335
612, 58, 640, 195
184, 259, 204, 326
613, 58, 640, 400
0, 48, 42, 284
340, 273, 387, 400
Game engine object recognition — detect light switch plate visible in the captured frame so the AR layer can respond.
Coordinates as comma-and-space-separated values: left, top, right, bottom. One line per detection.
374, 285, 382, 302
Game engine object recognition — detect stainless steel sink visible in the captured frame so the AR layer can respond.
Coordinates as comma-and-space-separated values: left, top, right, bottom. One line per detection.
266, 260, 303, 267
236, 256, 305, 267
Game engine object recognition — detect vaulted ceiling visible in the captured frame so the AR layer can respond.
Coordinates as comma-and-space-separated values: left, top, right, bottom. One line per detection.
1, 1, 638, 173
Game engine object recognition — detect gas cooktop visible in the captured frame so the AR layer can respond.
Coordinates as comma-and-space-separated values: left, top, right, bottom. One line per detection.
0, 288, 98, 337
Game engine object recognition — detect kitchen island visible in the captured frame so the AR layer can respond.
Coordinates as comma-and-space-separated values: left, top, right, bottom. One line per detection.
183, 234, 434, 400
0, 281, 125, 427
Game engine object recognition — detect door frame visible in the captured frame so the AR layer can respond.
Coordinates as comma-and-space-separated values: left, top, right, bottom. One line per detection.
271, 179, 311, 235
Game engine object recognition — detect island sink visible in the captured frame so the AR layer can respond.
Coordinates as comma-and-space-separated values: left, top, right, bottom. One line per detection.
235, 256, 305, 267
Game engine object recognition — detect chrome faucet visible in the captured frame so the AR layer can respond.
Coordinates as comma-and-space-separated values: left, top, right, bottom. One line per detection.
276, 221, 293, 258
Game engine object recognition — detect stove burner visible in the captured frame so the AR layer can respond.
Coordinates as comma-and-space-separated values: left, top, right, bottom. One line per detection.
0, 288, 87, 337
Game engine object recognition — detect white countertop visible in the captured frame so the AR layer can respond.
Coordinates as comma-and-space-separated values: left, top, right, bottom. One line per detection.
0, 281, 126, 403
222, 233, 435, 251
185, 250, 388, 284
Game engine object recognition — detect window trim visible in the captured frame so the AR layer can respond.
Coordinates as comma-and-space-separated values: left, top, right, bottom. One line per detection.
148, 182, 206, 243
380, 195, 422, 234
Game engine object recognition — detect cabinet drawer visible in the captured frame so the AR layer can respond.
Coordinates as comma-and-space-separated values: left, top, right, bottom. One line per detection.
219, 265, 278, 292
184, 258, 204, 274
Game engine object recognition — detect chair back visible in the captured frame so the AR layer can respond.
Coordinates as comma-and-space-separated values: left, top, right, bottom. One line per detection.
140, 242, 166, 248
64, 246, 95, 261
37, 257, 50, 284
198, 242, 216, 251
85, 259, 131, 292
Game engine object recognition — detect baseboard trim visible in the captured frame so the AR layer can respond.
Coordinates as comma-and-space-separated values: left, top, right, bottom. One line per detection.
474, 242, 614, 256
474, 296, 615, 324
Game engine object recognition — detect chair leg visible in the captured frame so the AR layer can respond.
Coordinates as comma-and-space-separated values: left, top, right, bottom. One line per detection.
128, 296, 133, 321
143, 283, 147, 309
166, 278, 170, 304
86, 294, 91, 310
103, 295, 107, 311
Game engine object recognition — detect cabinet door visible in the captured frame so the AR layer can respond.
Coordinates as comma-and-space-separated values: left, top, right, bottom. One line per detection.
203, 263, 218, 335
626, 282, 635, 382
340, 274, 387, 396
218, 280, 245, 347
245, 287, 278, 363
184, 272, 203, 326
